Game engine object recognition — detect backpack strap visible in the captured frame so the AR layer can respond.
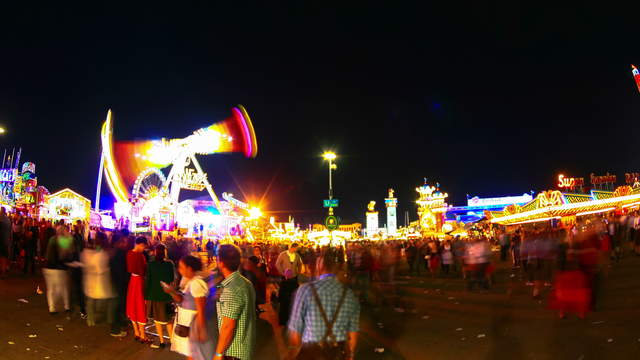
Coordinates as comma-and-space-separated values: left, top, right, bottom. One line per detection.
309, 281, 348, 345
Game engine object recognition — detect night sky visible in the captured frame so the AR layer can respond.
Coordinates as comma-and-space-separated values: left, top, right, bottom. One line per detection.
1, 3, 639, 225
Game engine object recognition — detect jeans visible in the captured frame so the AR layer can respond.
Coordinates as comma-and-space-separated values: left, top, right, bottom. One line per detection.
43, 268, 70, 312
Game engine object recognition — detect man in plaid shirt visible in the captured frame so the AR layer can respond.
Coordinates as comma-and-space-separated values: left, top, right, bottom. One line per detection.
215, 244, 256, 360
287, 248, 360, 360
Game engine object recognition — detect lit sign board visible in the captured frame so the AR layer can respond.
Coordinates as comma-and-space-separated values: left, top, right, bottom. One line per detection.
222, 192, 249, 210
557, 174, 584, 190
467, 193, 533, 207
0, 168, 17, 182
590, 173, 616, 185
176, 168, 207, 191
384, 198, 397, 207
323, 199, 339, 208
625, 173, 640, 184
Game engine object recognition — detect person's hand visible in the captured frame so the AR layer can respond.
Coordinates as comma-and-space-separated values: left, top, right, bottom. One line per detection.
258, 303, 280, 328
284, 268, 293, 279
161, 281, 175, 294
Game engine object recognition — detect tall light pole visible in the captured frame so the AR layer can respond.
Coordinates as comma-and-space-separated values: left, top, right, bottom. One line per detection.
322, 152, 337, 199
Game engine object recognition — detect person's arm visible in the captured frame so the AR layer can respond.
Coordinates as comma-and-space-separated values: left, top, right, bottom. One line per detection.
345, 291, 360, 360
286, 330, 302, 360
194, 296, 208, 342
214, 316, 237, 358
162, 284, 183, 303
296, 255, 303, 275
346, 332, 358, 360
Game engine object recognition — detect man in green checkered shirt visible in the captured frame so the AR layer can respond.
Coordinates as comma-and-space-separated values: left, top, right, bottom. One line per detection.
215, 244, 256, 360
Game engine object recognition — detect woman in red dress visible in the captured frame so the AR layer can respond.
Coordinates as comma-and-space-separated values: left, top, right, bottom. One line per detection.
126, 237, 149, 342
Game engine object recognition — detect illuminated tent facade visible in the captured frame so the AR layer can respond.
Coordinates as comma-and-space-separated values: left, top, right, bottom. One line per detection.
489, 186, 640, 225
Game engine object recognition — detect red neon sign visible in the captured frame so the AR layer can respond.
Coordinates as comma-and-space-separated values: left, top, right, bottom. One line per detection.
558, 174, 584, 189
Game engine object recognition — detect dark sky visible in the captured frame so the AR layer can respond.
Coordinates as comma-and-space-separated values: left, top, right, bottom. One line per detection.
1, 3, 639, 225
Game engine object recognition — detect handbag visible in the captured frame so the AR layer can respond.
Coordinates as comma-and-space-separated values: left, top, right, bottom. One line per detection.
174, 306, 197, 338
174, 324, 190, 337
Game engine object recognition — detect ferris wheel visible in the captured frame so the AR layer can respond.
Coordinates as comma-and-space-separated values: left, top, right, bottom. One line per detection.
132, 168, 167, 200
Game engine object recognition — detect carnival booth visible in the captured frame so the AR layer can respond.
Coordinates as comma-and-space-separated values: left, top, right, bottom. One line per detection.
489, 185, 640, 226
44, 188, 91, 222
177, 198, 244, 239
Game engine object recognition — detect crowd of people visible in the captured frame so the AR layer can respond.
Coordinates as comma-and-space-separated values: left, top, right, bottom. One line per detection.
0, 211, 362, 360
1, 208, 639, 359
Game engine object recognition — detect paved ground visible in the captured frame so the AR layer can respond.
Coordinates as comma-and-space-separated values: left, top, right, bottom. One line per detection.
1, 256, 640, 360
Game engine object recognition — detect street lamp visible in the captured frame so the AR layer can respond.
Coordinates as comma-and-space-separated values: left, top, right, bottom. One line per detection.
248, 206, 262, 220
322, 152, 337, 199
0, 127, 6, 134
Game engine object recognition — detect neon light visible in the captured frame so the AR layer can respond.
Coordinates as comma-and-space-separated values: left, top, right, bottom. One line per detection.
590, 173, 616, 185
625, 173, 640, 184
0, 168, 16, 182
101, 111, 130, 203
632, 65, 640, 93
492, 192, 640, 224
557, 174, 584, 189
622, 202, 640, 209
232, 105, 258, 158
509, 216, 561, 225
467, 193, 532, 207
576, 207, 616, 217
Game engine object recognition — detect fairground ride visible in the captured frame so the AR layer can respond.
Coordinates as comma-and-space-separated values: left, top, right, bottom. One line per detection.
95, 105, 258, 233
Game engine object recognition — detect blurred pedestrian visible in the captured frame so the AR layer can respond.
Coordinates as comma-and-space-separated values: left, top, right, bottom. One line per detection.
441, 240, 453, 275
145, 244, 175, 349
126, 237, 150, 343
166, 255, 215, 360
43, 224, 73, 314
109, 234, 129, 337
81, 232, 116, 327
0, 209, 13, 277
276, 242, 302, 326
23, 219, 38, 275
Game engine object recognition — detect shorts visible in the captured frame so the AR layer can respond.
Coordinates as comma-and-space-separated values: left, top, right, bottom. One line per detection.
147, 300, 172, 324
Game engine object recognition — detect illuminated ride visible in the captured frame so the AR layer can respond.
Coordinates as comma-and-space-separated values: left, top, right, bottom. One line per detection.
632, 65, 640, 93
415, 180, 448, 234
97, 105, 258, 234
